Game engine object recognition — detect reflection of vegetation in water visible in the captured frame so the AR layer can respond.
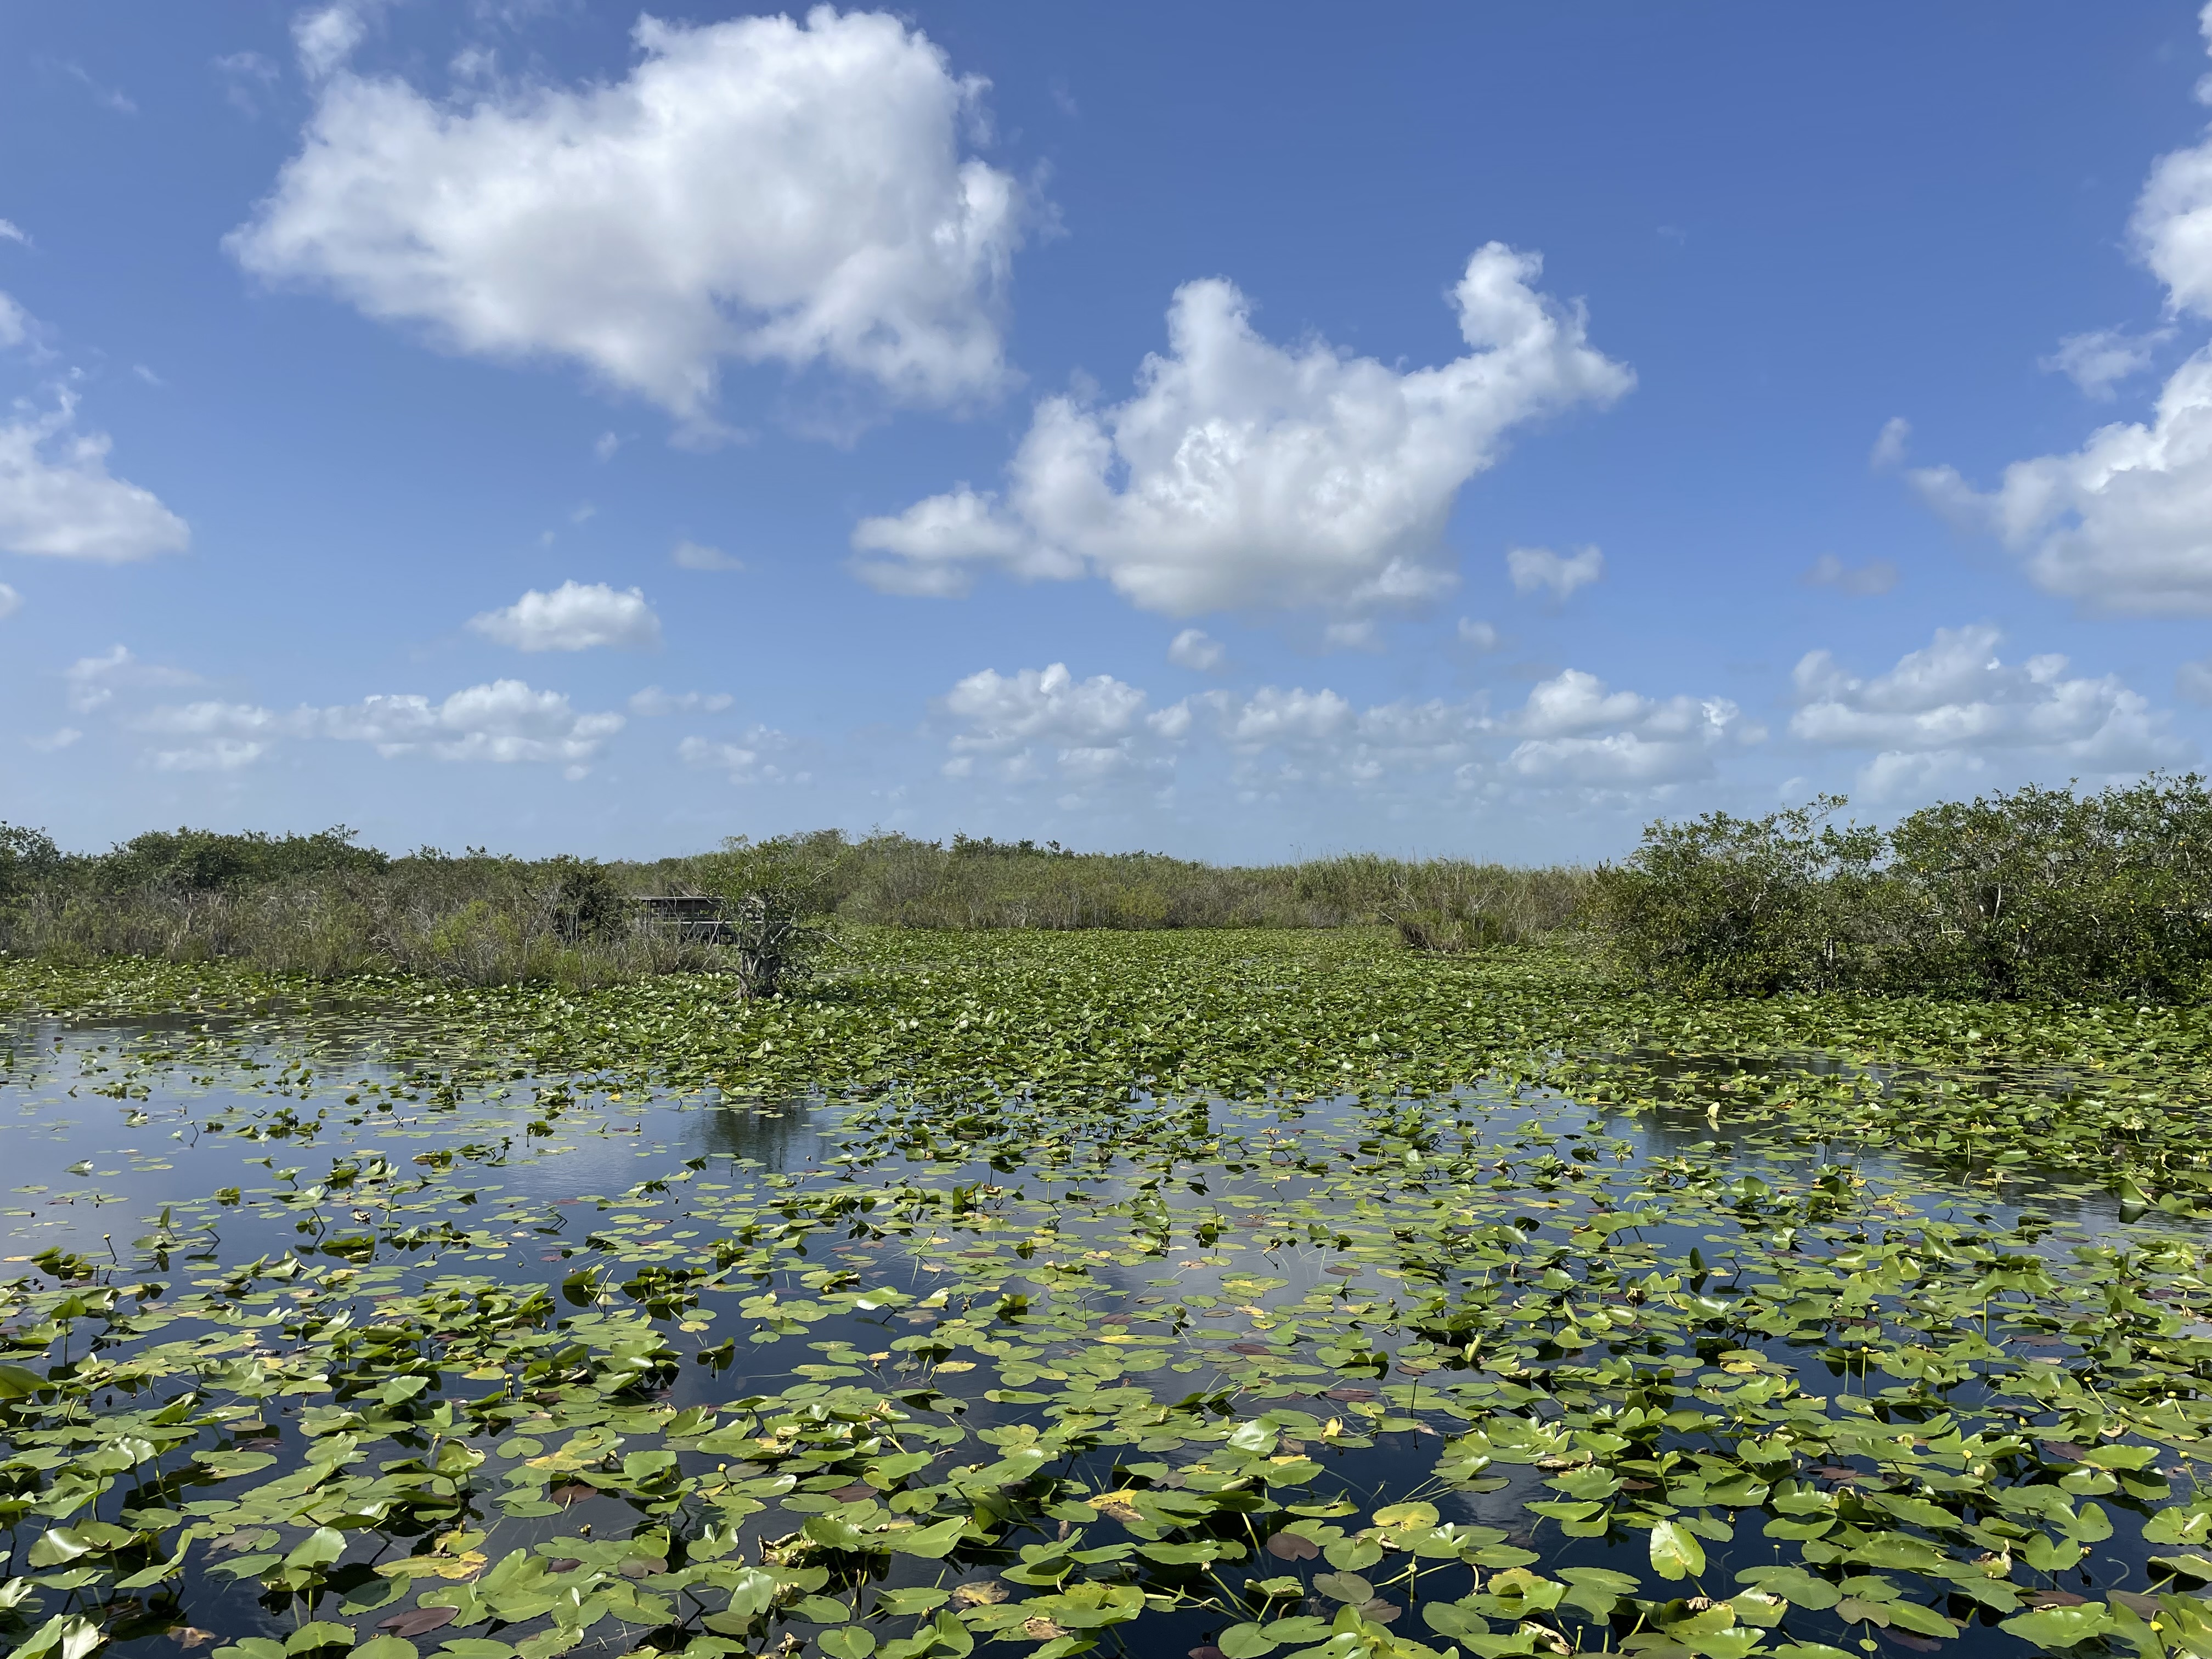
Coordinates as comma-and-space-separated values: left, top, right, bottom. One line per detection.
9, 934, 2212, 1659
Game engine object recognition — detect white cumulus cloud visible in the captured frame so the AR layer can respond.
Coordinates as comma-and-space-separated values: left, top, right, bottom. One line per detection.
0, 582, 18, 620
1506, 544, 1604, 602
0, 396, 190, 562
468, 580, 660, 651
137, 679, 625, 777
1500, 669, 1753, 787
854, 244, 1632, 616
229, 8, 1024, 424
1906, 14, 2212, 612
1790, 623, 2182, 798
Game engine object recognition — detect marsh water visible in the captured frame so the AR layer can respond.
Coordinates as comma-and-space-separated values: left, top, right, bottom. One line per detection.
3, 992, 2207, 1659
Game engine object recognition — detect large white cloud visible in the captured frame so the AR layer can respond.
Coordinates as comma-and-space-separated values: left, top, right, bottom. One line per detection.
229, 8, 1024, 423
854, 244, 1632, 616
1908, 7, 2212, 612
468, 581, 660, 651
1789, 623, 2182, 798
0, 397, 189, 562
137, 679, 624, 777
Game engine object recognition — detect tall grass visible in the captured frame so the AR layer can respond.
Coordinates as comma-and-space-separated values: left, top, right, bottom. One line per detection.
728, 833, 1589, 938
0, 823, 1590, 987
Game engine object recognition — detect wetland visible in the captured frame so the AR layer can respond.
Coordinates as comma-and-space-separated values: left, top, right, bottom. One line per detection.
6, 929, 2212, 1659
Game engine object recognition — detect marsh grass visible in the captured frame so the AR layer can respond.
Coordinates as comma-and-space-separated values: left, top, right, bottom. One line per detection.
0, 823, 1590, 986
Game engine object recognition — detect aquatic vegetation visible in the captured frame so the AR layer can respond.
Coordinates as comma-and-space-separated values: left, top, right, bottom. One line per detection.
6, 933, 2212, 1659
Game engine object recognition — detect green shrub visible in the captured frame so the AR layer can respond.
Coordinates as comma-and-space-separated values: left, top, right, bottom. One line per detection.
1392, 902, 1520, 955
1590, 798, 1885, 996
689, 838, 836, 997
1885, 777, 2212, 1001
0, 823, 60, 904
1598, 777, 2212, 1001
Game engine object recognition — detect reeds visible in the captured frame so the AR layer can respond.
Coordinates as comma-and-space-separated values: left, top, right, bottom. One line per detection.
0, 826, 1594, 986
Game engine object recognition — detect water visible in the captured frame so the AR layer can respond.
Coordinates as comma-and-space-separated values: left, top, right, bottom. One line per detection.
2, 1003, 2203, 1659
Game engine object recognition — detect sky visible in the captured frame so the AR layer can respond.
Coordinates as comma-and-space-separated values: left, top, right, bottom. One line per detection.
8, 4, 2212, 863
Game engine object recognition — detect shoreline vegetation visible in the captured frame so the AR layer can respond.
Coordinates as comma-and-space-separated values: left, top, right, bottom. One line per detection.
3, 774, 2209, 1003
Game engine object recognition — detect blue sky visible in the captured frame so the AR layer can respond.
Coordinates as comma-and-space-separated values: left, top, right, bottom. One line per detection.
8, 3, 2212, 862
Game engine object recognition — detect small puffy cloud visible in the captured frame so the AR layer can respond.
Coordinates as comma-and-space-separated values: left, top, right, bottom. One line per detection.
1506, 544, 1603, 602
945, 663, 1148, 753
293, 4, 368, 79
1869, 416, 1910, 470
629, 686, 733, 716
132, 701, 293, 773
1321, 619, 1381, 652
0, 292, 28, 349
2179, 658, 2212, 704
324, 680, 623, 769
672, 538, 743, 572
0, 219, 25, 245
1801, 553, 1898, 596
26, 727, 80, 753
854, 244, 1632, 616
0, 582, 18, 620
66, 645, 197, 713
0, 396, 190, 562
1220, 686, 1355, 748
2041, 326, 2170, 399
151, 738, 268, 772
137, 699, 308, 737
1790, 623, 2182, 797
939, 662, 1180, 786
1456, 617, 1500, 651
679, 726, 792, 783
137, 678, 624, 776
230, 9, 1024, 423
593, 431, 622, 462
1499, 668, 1753, 787
467, 580, 659, 651
1167, 627, 1224, 671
